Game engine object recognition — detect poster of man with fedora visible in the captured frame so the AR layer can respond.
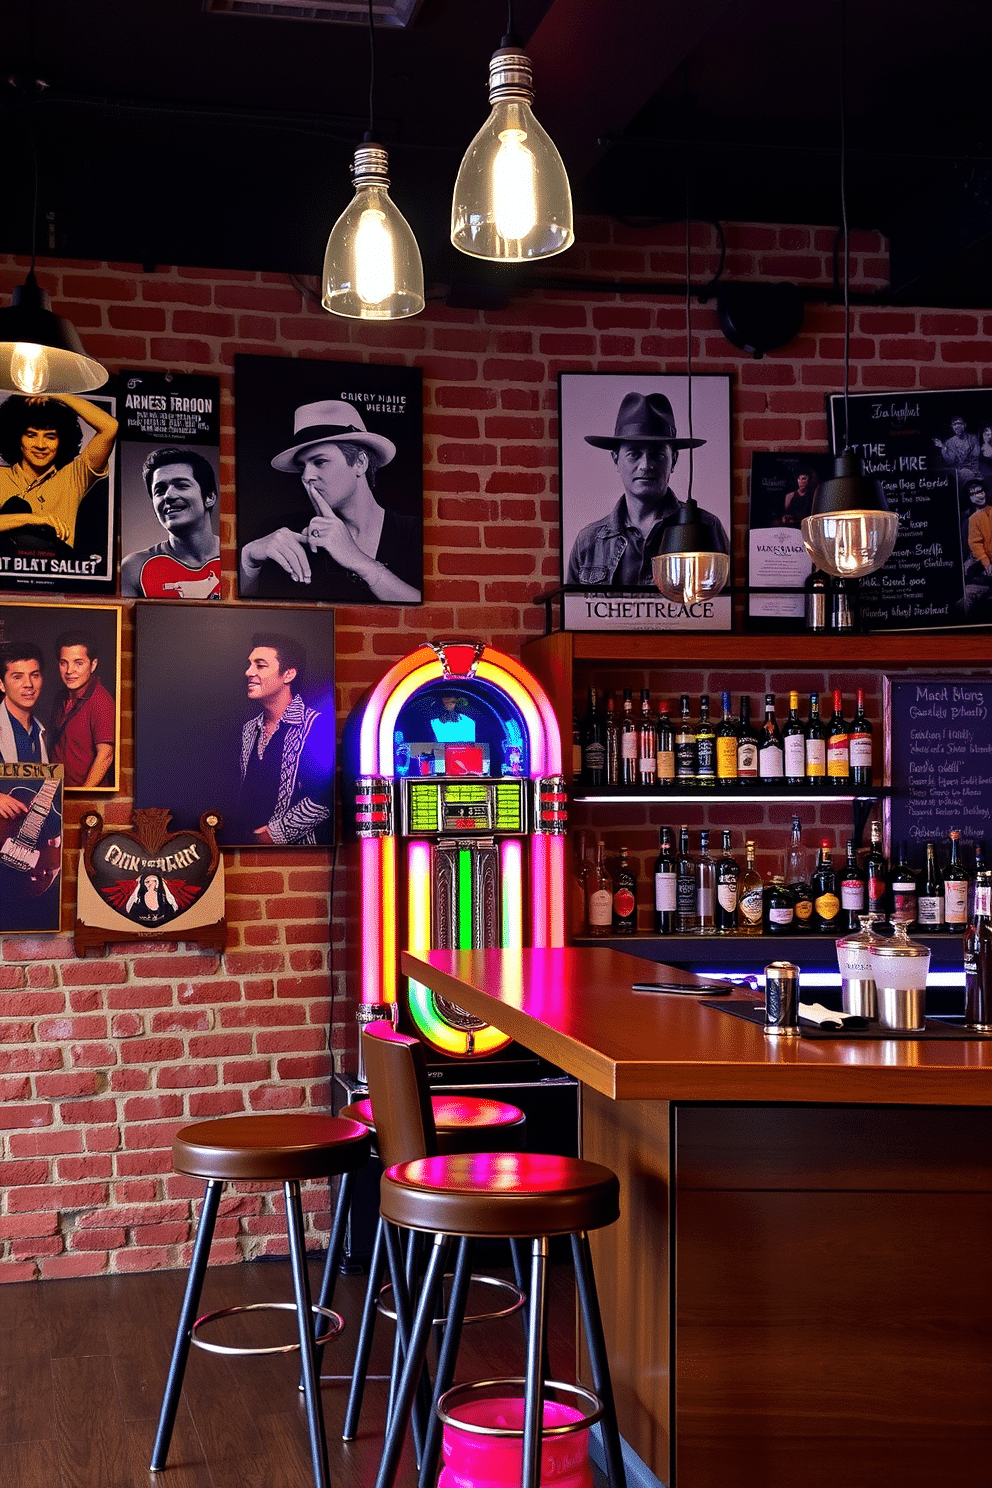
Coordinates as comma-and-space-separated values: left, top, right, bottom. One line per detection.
235, 355, 422, 605
559, 372, 732, 631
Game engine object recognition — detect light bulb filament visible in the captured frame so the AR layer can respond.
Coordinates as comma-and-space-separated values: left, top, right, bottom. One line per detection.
355, 207, 396, 307
493, 128, 538, 240
11, 342, 50, 394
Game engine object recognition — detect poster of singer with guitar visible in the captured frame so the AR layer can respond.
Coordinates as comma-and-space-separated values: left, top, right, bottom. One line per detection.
0, 762, 63, 933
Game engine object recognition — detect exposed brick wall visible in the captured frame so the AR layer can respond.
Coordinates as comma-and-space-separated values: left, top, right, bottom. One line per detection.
0, 216, 986, 1280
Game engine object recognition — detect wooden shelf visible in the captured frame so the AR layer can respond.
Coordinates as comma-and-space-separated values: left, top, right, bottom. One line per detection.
527, 629, 992, 668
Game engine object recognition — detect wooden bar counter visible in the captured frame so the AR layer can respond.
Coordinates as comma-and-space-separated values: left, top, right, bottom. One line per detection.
402, 947, 992, 1488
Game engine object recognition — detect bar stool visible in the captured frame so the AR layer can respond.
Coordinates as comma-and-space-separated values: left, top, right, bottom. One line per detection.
150, 1113, 371, 1488
362, 1021, 627, 1488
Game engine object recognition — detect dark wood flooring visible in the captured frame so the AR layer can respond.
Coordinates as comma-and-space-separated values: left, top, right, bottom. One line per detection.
0, 1256, 579, 1488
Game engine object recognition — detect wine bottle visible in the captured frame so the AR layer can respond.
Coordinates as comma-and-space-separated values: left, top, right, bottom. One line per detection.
969, 842, 986, 924
736, 695, 759, 785
695, 694, 716, 788
964, 865, 992, 1030
891, 841, 918, 928
917, 840, 945, 932
848, 689, 873, 786
783, 690, 807, 787
675, 825, 698, 933
827, 690, 851, 789
715, 690, 739, 785
866, 819, 890, 920
715, 828, 739, 933
570, 830, 590, 937
811, 839, 840, 934
605, 692, 619, 785
766, 875, 795, 934
839, 837, 867, 933
638, 689, 657, 786
582, 687, 605, 785
675, 695, 697, 784
696, 829, 716, 934
805, 691, 827, 782
654, 827, 677, 934
804, 567, 828, 634
656, 702, 675, 784
943, 830, 970, 934
612, 845, 638, 934
784, 814, 814, 933
737, 840, 764, 935
620, 688, 638, 786
758, 692, 784, 780
586, 840, 613, 937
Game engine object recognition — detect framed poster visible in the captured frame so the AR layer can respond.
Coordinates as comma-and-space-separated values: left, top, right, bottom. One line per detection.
134, 603, 335, 848
0, 389, 119, 595
235, 355, 422, 606
0, 601, 121, 791
119, 371, 222, 600
747, 452, 834, 629
559, 372, 732, 631
828, 388, 992, 630
0, 762, 63, 932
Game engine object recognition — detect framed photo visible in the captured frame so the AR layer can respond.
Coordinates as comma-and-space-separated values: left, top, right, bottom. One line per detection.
746, 451, 834, 630
134, 603, 335, 849
559, 372, 732, 631
828, 387, 992, 630
118, 371, 222, 600
0, 601, 121, 791
235, 355, 423, 606
0, 389, 119, 595
0, 763, 63, 933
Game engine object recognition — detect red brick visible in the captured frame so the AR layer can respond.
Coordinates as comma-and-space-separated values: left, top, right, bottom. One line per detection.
0, 1213, 59, 1240
0, 1104, 52, 1129
189, 1090, 246, 1118
9, 1130, 83, 1157
42, 1255, 107, 1279
121, 1037, 185, 1064
35, 1072, 103, 1099
156, 1064, 220, 1090
57, 1155, 113, 1181
0, 1262, 41, 1282
8, 1181, 109, 1213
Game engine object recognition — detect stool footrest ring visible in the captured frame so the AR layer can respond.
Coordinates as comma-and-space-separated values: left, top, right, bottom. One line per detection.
191, 1301, 344, 1357
377, 1272, 525, 1327
435, 1378, 604, 1437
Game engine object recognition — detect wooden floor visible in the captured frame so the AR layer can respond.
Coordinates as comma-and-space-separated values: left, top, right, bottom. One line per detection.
0, 1255, 579, 1488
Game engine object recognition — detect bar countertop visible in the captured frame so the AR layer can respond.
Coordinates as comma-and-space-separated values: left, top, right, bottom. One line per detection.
401, 946, 992, 1105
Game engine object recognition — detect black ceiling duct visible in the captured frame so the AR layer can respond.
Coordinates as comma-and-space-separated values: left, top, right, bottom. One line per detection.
716, 281, 804, 358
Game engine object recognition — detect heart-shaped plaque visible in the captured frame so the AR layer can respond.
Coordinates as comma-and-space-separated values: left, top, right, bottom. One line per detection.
82, 808, 222, 929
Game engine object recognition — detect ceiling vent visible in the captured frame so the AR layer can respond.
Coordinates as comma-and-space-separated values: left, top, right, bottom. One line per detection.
203, 0, 423, 24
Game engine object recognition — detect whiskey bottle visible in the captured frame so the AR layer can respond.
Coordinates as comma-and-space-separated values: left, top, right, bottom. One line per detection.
811, 840, 840, 934
675, 825, 698, 933
656, 701, 675, 784
654, 827, 677, 934
848, 689, 873, 786
943, 830, 970, 934
715, 690, 739, 785
784, 814, 813, 934
715, 828, 739, 933
839, 837, 867, 933
696, 829, 717, 934
675, 695, 697, 784
605, 692, 619, 785
891, 842, 918, 928
917, 840, 945, 932
736, 695, 759, 785
964, 866, 992, 1030
638, 689, 657, 786
805, 692, 827, 782
695, 694, 717, 788
586, 840, 613, 937
758, 693, 784, 780
620, 688, 638, 786
783, 690, 806, 787
866, 820, 890, 921
612, 846, 638, 934
766, 875, 795, 934
826, 690, 851, 789
582, 687, 605, 786
737, 839, 764, 935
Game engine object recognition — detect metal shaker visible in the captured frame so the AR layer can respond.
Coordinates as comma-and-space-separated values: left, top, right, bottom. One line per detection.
764, 960, 801, 1037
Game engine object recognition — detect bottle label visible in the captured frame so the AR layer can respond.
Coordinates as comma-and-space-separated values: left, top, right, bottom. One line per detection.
697, 885, 714, 917
622, 734, 637, 761
793, 896, 813, 922
655, 872, 677, 912
917, 895, 944, 925
849, 735, 872, 768
784, 735, 806, 778
639, 752, 655, 774
584, 741, 605, 771
676, 876, 696, 911
739, 888, 763, 924
737, 741, 758, 776
814, 892, 840, 920
758, 743, 784, 778
843, 949, 871, 976
892, 887, 917, 918
841, 878, 865, 910
588, 889, 612, 927
976, 886, 992, 917
769, 906, 794, 926
804, 740, 825, 776
716, 736, 738, 776
945, 882, 968, 922
656, 748, 675, 781
827, 736, 850, 776
718, 881, 738, 912
613, 889, 635, 919
676, 742, 696, 778
868, 874, 887, 906
697, 739, 716, 777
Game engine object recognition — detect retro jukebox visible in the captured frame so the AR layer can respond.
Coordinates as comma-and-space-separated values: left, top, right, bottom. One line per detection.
342, 639, 567, 1065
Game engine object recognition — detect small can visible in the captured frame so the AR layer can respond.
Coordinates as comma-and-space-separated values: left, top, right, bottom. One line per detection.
764, 960, 801, 1037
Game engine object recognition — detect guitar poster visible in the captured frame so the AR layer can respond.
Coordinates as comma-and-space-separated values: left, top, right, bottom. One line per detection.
0, 763, 63, 933
119, 371, 222, 600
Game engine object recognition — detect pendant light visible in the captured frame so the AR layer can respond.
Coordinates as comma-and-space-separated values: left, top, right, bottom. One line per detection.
801, 1, 898, 580
450, 0, 573, 262
321, 0, 424, 320
652, 176, 730, 607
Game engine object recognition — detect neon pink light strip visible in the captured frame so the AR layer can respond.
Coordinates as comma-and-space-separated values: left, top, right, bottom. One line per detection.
500, 839, 523, 949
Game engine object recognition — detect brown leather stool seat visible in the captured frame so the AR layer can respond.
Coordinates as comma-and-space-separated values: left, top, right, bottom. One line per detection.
342, 1094, 527, 1151
151, 1113, 371, 1488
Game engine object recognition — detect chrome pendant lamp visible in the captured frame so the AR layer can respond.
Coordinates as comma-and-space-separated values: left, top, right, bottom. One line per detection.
451, 0, 573, 262
322, 0, 424, 320
801, 1, 898, 580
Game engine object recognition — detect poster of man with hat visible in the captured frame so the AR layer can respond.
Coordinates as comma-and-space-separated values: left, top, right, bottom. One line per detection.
235, 355, 422, 605
559, 372, 732, 631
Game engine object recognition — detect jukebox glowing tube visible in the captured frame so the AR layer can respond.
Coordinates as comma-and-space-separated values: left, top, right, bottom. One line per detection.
500, 838, 523, 948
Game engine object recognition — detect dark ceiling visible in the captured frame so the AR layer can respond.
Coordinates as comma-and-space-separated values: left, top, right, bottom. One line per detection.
4, 0, 992, 306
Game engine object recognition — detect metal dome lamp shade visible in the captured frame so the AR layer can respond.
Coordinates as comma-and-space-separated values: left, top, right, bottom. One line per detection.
0, 268, 108, 394
652, 498, 730, 606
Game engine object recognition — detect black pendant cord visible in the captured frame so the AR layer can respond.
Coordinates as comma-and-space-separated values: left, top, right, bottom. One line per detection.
840, 0, 851, 454
502, 0, 520, 47
364, 0, 376, 143
684, 154, 695, 506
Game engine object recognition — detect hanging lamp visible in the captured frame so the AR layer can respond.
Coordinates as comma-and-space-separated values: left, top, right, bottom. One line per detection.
801, 1, 898, 580
322, 0, 424, 319
450, 1, 573, 262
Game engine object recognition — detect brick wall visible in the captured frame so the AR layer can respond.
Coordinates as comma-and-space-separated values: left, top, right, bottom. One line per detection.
0, 217, 986, 1279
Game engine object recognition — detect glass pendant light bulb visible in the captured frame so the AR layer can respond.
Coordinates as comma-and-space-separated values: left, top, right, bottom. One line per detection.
10, 341, 50, 394
801, 450, 899, 579
322, 144, 424, 320
651, 498, 731, 605
452, 48, 573, 261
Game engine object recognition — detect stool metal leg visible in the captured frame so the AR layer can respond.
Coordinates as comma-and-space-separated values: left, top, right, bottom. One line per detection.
522, 1237, 550, 1488
313, 1167, 355, 1367
571, 1231, 627, 1488
151, 1179, 223, 1471
343, 1214, 387, 1439
417, 1235, 474, 1488
285, 1178, 331, 1488
382, 1220, 430, 1463
510, 1237, 549, 1383
374, 1231, 450, 1488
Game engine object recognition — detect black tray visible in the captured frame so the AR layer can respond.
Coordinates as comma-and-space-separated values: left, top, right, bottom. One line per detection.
705, 998, 992, 1040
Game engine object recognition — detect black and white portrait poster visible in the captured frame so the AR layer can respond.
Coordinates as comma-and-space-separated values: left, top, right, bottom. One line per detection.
559, 372, 732, 631
134, 603, 335, 849
119, 371, 222, 600
747, 452, 834, 628
235, 355, 422, 606
0, 763, 63, 933
829, 388, 992, 630
0, 389, 118, 594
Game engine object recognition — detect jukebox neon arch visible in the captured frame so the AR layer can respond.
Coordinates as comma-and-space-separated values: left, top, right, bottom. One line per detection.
345, 639, 565, 1058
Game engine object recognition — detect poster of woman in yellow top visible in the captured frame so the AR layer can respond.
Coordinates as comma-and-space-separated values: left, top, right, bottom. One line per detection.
0, 391, 119, 594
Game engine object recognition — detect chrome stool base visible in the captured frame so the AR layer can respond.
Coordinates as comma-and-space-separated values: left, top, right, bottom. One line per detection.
191, 1300, 345, 1356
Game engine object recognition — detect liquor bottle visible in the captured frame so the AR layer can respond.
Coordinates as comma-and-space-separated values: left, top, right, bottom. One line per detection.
572, 710, 582, 781
656, 702, 675, 784
839, 837, 867, 933
766, 876, 795, 934
620, 688, 638, 786
582, 687, 605, 785
848, 689, 873, 787
943, 830, 970, 934
811, 840, 841, 934
737, 839, 764, 935
804, 567, 828, 634
783, 814, 814, 934
736, 695, 759, 785
675, 695, 697, 784
715, 690, 739, 785
695, 695, 716, 787
612, 846, 638, 934
638, 689, 657, 786
830, 575, 855, 633
570, 830, 590, 936
715, 828, 739, 933
866, 820, 890, 920
675, 826, 698, 933
758, 693, 784, 780
890, 842, 918, 928
783, 690, 807, 787
969, 842, 986, 923
654, 827, 677, 934
964, 865, 992, 1030
917, 840, 945, 932
805, 691, 827, 782
605, 693, 619, 786
586, 840, 613, 937
826, 690, 851, 788
696, 829, 716, 934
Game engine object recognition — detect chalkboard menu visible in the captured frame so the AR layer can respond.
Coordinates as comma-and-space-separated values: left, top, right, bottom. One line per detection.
887, 677, 992, 867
